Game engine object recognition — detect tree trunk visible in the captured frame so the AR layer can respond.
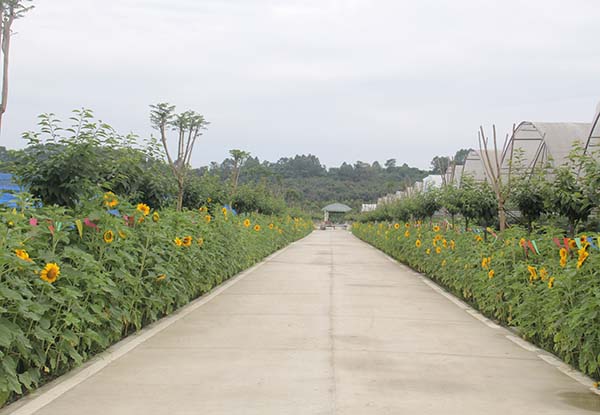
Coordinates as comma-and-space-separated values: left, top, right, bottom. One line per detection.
498, 199, 506, 232
176, 179, 184, 212
0, 12, 14, 133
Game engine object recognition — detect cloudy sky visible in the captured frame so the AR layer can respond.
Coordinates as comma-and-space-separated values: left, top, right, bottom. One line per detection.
4, 0, 600, 169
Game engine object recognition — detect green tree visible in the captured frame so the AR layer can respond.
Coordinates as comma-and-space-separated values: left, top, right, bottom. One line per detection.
150, 103, 209, 211
14, 109, 159, 208
229, 149, 250, 197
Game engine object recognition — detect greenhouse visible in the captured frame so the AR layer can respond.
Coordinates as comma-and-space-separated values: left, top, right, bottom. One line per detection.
500, 121, 590, 177
583, 105, 600, 158
459, 149, 491, 183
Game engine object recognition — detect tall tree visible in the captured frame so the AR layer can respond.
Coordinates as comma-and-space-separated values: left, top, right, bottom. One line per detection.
150, 103, 209, 211
229, 149, 250, 197
478, 125, 511, 231
0, 0, 33, 133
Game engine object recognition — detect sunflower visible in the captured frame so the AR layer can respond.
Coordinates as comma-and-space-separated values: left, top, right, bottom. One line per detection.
559, 248, 568, 259
269, 223, 274, 230
475, 235, 483, 242
174, 237, 183, 247
576, 248, 589, 269
222, 207, 228, 215
118, 230, 127, 239
405, 223, 410, 229
197, 237, 204, 247
254, 224, 261, 232
426, 248, 431, 255
207, 197, 212, 203
136, 203, 150, 216
243, 219, 251, 228
103, 192, 119, 208
539, 268, 549, 282
152, 212, 160, 222
548, 277, 555, 289
435, 247, 442, 254
433, 225, 440, 232
199, 206, 208, 213
442, 239, 447, 248
40, 263, 60, 283
450, 240, 456, 250
415, 239, 422, 248
441, 260, 447, 267
394, 223, 400, 230
404, 230, 410, 238
519, 238, 527, 248
182, 236, 192, 247
527, 265, 538, 281
560, 256, 567, 268
205, 215, 212, 224
103, 230, 114, 244
488, 270, 495, 279
15, 249, 32, 262
568, 239, 577, 249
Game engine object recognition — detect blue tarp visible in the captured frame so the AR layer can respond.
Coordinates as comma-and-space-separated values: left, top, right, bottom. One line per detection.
0, 173, 22, 208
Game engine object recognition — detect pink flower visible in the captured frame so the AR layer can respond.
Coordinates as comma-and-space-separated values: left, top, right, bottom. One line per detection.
29, 217, 38, 226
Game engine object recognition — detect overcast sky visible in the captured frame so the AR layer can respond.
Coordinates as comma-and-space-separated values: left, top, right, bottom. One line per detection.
4, 0, 600, 169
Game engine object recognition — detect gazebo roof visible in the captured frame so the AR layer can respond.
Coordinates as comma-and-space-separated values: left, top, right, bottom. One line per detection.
322, 203, 352, 213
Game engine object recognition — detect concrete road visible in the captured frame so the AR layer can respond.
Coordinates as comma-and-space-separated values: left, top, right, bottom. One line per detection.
15, 230, 600, 414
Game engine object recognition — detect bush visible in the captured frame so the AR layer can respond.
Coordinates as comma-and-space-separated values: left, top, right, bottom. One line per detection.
353, 221, 600, 380
0, 195, 312, 406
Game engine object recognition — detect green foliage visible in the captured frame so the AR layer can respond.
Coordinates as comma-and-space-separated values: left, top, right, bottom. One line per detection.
12, 110, 167, 208
353, 221, 600, 380
0, 197, 312, 405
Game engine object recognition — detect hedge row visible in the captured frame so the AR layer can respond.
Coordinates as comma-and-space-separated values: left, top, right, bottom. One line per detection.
352, 222, 600, 381
0, 195, 312, 406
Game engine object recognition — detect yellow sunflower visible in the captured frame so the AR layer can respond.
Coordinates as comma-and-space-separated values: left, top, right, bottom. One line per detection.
40, 263, 60, 283
488, 270, 495, 279
136, 203, 150, 216
15, 249, 32, 262
404, 230, 410, 238
268, 223, 274, 230
548, 277, 555, 289
415, 239, 422, 248
435, 247, 442, 254
254, 224, 261, 232
103, 230, 114, 244
433, 225, 440, 232
199, 206, 208, 213
103, 192, 119, 208
394, 223, 400, 230
118, 230, 127, 239
243, 219, 251, 228
222, 207, 228, 215
152, 212, 160, 222
527, 265, 538, 281
174, 237, 183, 247
205, 215, 212, 224
182, 236, 192, 247
197, 237, 204, 247
426, 248, 431, 255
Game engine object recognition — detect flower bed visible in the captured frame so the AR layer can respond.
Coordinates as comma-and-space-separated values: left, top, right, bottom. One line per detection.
352, 222, 600, 381
0, 196, 312, 406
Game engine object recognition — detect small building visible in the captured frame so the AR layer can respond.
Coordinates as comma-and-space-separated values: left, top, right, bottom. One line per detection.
322, 203, 352, 222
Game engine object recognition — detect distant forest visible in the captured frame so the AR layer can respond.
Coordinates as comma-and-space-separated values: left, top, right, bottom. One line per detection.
194, 155, 429, 211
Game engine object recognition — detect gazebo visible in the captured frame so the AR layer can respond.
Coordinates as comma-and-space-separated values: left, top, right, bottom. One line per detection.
322, 203, 352, 222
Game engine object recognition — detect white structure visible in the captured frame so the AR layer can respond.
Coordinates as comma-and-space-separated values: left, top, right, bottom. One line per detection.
583, 104, 600, 158
501, 121, 590, 177
361, 203, 377, 212
460, 150, 491, 183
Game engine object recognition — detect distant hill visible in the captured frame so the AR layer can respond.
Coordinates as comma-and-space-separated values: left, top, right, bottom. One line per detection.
195, 154, 428, 211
